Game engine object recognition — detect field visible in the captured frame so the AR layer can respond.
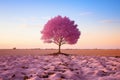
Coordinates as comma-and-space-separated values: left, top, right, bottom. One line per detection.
0, 49, 120, 56
0, 49, 120, 80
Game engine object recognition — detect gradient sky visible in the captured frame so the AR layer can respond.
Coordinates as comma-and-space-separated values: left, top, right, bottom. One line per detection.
0, 0, 120, 49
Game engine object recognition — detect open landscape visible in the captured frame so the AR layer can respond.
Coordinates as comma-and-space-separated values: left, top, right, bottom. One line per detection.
0, 49, 120, 80
0, 0, 120, 80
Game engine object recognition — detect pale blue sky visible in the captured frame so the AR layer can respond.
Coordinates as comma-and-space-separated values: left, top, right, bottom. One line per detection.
0, 0, 120, 49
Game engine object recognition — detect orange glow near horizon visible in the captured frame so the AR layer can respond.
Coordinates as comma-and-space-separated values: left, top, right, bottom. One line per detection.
0, 26, 120, 49
0, 32, 120, 49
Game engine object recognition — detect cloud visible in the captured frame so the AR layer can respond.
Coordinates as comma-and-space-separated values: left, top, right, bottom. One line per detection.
14, 17, 44, 28
41, 16, 51, 20
19, 23, 43, 28
79, 12, 93, 16
14, 17, 40, 23
100, 20, 114, 23
100, 19, 119, 23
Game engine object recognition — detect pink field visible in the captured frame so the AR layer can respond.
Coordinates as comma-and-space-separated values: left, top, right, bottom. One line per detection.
0, 49, 120, 80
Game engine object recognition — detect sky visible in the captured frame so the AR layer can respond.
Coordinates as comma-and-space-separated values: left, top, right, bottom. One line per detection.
0, 0, 120, 49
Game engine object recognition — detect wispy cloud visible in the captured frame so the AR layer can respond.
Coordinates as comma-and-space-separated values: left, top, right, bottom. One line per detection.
41, 16, 51, 20
14, 17, 40, 23
100, 19, 119, 23
13, 17, 44, 28
19, 24, 41, 28
79, 12, 93, 16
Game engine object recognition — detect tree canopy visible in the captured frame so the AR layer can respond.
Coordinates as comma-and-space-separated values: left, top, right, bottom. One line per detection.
41, 15, 81, 53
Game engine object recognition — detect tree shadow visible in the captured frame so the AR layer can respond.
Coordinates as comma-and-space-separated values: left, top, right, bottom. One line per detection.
48, 52, 69, 56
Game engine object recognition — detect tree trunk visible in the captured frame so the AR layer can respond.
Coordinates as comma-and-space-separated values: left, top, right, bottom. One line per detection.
58, 44, 61, 53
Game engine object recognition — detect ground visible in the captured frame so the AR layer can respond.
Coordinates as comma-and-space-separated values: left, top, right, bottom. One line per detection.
0, 49, 120, 80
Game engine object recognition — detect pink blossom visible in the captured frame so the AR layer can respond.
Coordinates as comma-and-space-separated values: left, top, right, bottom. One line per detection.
41, 15, 81, 53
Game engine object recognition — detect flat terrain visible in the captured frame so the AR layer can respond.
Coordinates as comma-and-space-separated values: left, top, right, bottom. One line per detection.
0, 49, 120, 56
0, 54, 120, 80
0, 49, 120, 80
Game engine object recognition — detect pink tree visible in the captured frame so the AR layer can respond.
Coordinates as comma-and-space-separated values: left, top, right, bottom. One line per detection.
41, 15, 81, 53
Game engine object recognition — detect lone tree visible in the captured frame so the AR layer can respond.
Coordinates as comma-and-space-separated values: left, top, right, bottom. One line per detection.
41, 15, 81, 53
